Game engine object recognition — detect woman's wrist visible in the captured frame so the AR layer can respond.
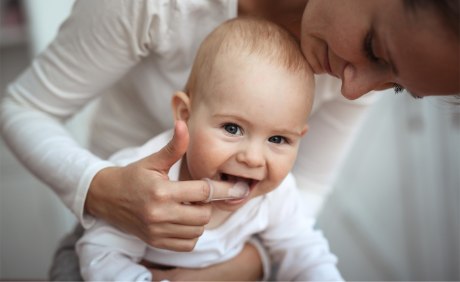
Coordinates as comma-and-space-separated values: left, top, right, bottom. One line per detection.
85, 166, 120, 219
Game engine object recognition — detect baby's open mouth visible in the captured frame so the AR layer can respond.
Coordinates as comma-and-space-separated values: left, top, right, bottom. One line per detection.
220, 173, 257, 194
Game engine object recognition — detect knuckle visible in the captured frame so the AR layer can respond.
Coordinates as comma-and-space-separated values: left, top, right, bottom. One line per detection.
151, 187, 170, 202
195, 226, 205, 237
185, 227, 204, 239
145, 237, 159, 248
145, 208, 163, 224
184, 228, 203, 239
201, 206, 212, 222
200, 182, 211, 200
165, 142, 176, 157
146, 225, 159, 238
196, 213, 211, 226
182, 240, 197, 252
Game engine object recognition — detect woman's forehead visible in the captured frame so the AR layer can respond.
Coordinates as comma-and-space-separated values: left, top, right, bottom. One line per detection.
382, 3, 460, 95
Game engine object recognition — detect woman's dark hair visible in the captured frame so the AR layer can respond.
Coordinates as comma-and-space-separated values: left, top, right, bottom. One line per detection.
403, 0, 459, 38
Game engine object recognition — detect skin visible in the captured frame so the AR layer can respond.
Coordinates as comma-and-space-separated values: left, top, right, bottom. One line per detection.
300, 0, 460, 99
87, 0, 459, 280
174, 54, 311, 226
86, 123, 216, 251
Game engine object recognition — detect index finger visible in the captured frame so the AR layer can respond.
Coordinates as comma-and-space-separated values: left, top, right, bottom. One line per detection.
203, 178, 249, 203
169, 179, 249, 203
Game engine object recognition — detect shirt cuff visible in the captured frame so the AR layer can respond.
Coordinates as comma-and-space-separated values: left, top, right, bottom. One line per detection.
74, 160, 114, 229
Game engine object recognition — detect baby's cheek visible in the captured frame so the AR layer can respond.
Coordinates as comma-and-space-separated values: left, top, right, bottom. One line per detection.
266, 168, 290, 191
268, 157, 295, 185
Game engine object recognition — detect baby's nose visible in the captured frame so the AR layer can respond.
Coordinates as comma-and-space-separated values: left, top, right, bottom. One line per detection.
236, 142, 265, 168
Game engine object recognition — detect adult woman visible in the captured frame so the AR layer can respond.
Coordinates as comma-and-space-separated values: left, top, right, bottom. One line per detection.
1, 0, 458, 280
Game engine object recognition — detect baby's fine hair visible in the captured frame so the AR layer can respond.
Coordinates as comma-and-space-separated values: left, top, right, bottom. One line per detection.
185, 17, 311, 94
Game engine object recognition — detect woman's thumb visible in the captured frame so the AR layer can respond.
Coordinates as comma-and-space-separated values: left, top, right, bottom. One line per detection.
144, 121, 189, 172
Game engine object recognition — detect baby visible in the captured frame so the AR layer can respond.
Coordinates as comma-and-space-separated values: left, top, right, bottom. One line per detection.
76, 17, 343, 281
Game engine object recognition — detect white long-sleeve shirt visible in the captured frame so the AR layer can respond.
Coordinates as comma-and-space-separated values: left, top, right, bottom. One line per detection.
76, 130, 344, 281
0, 0, 374, 228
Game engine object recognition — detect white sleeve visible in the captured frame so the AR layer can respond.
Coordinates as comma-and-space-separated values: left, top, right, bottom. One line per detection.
293, 75, 377, 216
261, 175, 344, 281
0, 0, 167, 227
76, 220, 151, 282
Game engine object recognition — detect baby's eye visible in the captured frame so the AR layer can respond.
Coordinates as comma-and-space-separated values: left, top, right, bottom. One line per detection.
223, 123, 243, 136
268, 135, 287, 144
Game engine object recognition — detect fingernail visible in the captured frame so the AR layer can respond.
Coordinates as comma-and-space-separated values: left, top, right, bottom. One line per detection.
229, 181, 249, 198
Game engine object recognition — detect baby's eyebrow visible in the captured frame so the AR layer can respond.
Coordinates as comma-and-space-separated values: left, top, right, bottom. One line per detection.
212, 113, 245, 122
273, 128, 305, 137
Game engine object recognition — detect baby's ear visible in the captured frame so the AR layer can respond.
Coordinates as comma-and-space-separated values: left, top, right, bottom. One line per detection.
171, 91, 191, 122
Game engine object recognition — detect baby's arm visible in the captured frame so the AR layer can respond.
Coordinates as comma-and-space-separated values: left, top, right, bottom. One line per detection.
261, 174, 344, 281
76, 220, 151, 281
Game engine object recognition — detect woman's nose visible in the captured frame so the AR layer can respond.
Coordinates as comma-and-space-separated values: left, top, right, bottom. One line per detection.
341, 63, 393, 99
236, 142, 265, 168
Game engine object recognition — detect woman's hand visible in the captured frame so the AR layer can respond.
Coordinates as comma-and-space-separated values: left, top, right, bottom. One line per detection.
149, 242, 263, 281
85, 121, 242, 251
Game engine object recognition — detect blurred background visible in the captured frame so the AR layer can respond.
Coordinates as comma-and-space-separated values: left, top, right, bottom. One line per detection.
0, 0, 459, 280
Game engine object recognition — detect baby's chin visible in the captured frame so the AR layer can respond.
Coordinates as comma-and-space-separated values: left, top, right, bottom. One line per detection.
210, 189, 269, 212
211, 195, 250, 212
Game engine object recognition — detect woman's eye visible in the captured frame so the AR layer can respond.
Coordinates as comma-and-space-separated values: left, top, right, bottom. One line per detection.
364, 30, 380, 63
223, 123, 242, 136
268, 135, 287, 144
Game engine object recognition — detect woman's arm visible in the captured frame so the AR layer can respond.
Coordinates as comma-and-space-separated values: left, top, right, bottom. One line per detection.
0, 0, 156, 225
0, 0, 235, 250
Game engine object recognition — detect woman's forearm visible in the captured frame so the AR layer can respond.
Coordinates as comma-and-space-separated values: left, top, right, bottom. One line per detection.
0, 96, 112, 225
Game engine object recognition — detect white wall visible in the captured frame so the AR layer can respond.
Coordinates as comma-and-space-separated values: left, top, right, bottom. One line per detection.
24, 0, 75, 56
317, 93, 460, 280
1, 0, 78, 279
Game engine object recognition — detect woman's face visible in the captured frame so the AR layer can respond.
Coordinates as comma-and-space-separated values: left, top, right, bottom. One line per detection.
300, 0, 460, 99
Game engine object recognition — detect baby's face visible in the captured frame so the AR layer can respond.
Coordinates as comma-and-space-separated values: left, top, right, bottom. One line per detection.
184, 55, 313, 212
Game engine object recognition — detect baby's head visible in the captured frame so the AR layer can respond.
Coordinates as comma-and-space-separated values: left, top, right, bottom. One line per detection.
172, 17, 314, 211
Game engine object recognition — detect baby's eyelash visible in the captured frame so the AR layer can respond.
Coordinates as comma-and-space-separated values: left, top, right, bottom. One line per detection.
364, 31, 379, 62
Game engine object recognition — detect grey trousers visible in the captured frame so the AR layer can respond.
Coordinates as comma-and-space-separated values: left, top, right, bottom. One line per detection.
49, 224, 84, 281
